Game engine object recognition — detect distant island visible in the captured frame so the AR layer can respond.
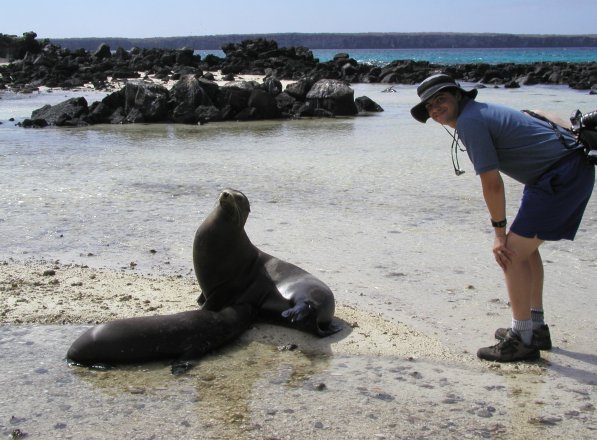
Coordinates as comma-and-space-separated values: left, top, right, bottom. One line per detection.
49, 32, 597, 51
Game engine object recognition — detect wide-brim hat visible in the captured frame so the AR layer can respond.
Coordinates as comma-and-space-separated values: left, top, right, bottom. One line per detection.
410, 73, 478, 123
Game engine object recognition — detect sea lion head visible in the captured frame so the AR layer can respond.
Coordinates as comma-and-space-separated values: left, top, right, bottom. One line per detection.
218, 188, 251, 227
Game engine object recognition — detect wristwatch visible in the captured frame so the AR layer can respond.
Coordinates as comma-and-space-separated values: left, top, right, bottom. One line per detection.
491, 218, 507, 228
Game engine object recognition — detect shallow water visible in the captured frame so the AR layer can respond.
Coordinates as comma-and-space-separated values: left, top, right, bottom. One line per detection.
1, 325, 595, 439
1, 84, 595, 347
1, 84, 596, 438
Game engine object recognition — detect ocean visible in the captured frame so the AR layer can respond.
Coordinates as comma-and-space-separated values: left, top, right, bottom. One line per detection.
197, 46, 597, 65
1, 48, 596, 438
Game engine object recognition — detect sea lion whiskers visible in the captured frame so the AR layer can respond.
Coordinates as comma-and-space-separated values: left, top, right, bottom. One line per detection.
219, 189, 250, 228
233, 198, 242, 227
217, 190, 239, 225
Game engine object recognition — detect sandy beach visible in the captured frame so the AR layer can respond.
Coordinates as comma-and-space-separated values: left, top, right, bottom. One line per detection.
2, 257, 595, 439
1, 78, 595, 438
0, 258, 462, 361
72, 70, 294, 93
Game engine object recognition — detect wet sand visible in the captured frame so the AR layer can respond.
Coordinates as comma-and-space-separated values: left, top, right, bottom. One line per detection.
1, 259, 595, 439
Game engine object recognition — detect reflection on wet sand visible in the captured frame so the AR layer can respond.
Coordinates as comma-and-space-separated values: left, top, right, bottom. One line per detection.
69, 324, 342, 438
2, 320, 595, 439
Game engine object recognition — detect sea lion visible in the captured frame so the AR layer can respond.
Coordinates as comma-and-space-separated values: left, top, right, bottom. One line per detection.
193, 188, 340, 336
66, 189, 339, 371
67, 304, 256, 374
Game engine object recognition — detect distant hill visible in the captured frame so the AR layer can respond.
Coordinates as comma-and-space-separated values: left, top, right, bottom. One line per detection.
50, 32, 597, 52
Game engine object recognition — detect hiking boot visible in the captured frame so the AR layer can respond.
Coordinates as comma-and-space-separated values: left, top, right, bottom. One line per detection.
477, 330, 540, 362
494, 324, 552, 350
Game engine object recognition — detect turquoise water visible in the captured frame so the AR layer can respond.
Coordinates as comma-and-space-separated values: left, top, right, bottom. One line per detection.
197, 47, 597, 65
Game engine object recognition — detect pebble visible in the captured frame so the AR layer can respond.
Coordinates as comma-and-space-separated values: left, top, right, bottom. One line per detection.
314, 383, 327, 391
10, 429, 27, 439
476, 407, 495, 418
528, 415, 562, 425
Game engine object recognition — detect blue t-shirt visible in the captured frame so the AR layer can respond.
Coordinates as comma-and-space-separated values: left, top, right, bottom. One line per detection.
457, 99, 578, 184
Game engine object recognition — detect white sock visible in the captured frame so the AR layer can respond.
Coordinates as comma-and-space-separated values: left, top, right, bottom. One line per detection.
531, 308, 545, 330
512, 319, 533, 346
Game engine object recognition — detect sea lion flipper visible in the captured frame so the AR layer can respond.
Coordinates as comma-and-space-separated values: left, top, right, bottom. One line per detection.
281, 302, 343, 337
315, 320, 343, 337
281, 302, 312, 323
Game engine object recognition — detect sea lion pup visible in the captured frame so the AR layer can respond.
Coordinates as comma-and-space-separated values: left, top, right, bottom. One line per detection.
193, 188, 341, 336
67, 304, 257, 374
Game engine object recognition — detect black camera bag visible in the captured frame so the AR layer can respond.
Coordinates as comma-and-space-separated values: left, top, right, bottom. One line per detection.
570, 110, 597, 165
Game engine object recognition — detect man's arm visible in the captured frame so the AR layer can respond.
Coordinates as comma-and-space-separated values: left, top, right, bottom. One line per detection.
479, 169, 513, 268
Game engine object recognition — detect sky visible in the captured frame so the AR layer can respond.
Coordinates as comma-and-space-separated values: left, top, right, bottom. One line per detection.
2, 0, 596, 39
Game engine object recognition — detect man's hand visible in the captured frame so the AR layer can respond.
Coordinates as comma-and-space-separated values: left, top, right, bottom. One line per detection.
493, 234, 515, 270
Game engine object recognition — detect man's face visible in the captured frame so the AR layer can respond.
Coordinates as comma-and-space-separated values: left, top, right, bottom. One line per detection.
425, 90, 460, 127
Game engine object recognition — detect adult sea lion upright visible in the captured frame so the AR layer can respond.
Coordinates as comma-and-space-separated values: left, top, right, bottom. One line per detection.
67, 189, 340, 372
194, 188, 340, 336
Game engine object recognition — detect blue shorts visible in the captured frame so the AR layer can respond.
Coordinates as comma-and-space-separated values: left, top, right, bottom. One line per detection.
510, 151, 595, 241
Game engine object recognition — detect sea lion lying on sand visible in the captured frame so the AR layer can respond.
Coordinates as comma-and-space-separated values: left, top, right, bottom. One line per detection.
67, 305, 256, 374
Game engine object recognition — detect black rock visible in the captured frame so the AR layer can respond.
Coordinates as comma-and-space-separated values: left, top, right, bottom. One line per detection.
170, 75, 214, 123
247, 89, 281, 119
263, 76, 283, 96
93, 43, 112, 59
123, 82, 170, 122
195, 105, 222, 124
274, 92, 297, 115
355, 96, 384, 112
21, 118, 48, 128
216, 85, 252, 115
285, 77, 314, 101
30, 97, 89, 126
305, 79, 358, 116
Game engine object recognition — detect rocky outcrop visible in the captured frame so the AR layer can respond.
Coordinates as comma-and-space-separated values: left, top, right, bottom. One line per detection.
218, 39, 317, 80
4, 35, 595, 128
2, 36, 596, 93
0, 32, 47, 60
0, 42, 203, 92
21, 76, 382, 127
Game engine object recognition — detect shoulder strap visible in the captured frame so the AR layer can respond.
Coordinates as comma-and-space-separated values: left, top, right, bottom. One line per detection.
522, 109, 581, 151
